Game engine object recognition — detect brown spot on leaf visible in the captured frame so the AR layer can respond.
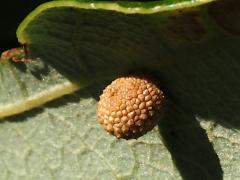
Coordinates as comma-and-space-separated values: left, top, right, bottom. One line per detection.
160, 9, 207, 43
0, 46, 30, 62
208, 0, 240, 35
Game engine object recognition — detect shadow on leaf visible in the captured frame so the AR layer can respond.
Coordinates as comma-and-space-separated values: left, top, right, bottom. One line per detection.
158, 100, 223, 180
2, 107, 43, 123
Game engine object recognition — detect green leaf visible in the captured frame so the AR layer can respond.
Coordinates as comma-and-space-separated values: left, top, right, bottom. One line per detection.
1, 0, 240, 179
17, 0, 217, 83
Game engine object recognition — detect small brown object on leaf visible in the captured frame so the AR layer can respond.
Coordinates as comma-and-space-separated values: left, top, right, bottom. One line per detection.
97, 75, 165, 139
0, 46, 30, 62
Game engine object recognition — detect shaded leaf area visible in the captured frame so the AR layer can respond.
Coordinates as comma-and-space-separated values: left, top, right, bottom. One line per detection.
0, 1, 49, 52
159, 101, 223, 180
19, 0, 240, 129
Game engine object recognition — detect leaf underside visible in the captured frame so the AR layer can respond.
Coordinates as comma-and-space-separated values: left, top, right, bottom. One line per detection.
1, 0, 240, 179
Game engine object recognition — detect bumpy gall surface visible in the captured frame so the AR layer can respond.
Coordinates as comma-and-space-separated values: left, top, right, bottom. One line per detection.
97, 75, 165, 139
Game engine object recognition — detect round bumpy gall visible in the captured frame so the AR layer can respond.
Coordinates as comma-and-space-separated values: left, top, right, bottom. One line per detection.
97, 75, 165, 139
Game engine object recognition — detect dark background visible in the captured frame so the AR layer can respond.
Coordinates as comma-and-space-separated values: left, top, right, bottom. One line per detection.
0, 1, 49, 52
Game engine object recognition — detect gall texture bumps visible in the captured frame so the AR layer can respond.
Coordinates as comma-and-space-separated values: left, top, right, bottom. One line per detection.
97, 75, 165, 139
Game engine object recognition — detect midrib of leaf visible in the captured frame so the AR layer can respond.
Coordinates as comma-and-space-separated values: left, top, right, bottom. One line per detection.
0, 81, 80, 119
